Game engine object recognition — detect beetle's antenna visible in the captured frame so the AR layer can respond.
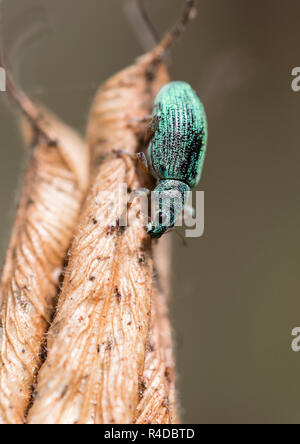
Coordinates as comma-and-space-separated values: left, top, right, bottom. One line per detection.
0, 1, 57, 145
124, 0, 160, 51
167, 227, 188, 247
200, 48, 257, 118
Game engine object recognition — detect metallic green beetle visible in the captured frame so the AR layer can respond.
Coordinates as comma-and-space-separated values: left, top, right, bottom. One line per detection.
145, 81, 208, 238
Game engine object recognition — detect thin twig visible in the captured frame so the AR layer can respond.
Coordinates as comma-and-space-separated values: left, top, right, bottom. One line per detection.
137, 0, 160, 43
143, 0, 198, 63
124, 0, 160, 51
5, 4, 50, 82
0, 3, 56, 145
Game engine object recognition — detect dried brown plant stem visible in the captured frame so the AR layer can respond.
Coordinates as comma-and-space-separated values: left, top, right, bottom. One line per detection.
0, 38, 56, 146
27, 0, 197, 424
152, 237, 179, 424
27, 64, 169, 426
0, 68, 89, 423
135, 236, 180, 424
143, 0, 198, 63
135, 288, 171, 424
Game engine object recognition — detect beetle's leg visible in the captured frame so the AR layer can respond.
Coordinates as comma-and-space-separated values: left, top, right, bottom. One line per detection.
128, 115, 160, 131
128, 114, 160, 145
150, 115, 161, 132
112, 149, 150, 175
144, 115, 161, 145
112, 148, 136, 160
165, 227, 188, 247
129, 115, 153, 125
136, 152, 150, 174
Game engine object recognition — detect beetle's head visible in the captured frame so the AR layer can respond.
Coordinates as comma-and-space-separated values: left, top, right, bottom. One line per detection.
147, 218, 169, 239
147, 180, 190, 239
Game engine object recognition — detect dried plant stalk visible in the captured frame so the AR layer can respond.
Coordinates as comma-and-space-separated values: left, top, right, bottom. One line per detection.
0, 107, 89, 424
135, 237, 179, 424
27, 66, 169, 426
27, 0, 198, 424
154, 239, 179, 424
135, 288, 171, 424
27, 157, 152, 424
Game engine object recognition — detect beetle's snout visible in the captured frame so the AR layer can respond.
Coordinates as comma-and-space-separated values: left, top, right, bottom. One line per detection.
147, 221, 168, 239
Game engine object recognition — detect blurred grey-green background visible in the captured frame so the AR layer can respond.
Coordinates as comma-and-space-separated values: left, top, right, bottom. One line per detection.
1, 0, 300, 424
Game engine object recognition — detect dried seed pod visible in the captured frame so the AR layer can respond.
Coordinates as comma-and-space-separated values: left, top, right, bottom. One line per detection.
154, 238, 179, 424
27, 156, 154, 424
27, 0, 197, 424
27, 67, 169, 426
135, 291, 172, 424
135, 236, 179, 424
0, 106, 89, 424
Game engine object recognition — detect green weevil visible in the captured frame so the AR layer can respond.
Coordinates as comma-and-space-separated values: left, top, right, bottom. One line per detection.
145, 81, 208, 238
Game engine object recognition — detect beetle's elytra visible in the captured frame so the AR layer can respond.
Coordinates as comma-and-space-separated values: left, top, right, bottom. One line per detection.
146, 81, 208, 238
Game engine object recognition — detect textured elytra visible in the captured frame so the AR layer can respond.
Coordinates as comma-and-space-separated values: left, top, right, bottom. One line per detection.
148, 81, 207, 189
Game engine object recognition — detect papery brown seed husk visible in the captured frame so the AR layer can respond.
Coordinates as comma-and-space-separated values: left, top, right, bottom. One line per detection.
135, 236, 179, 424
0, 108, 89, 424
27, 60, 170, 424
27, 0, 199, 422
